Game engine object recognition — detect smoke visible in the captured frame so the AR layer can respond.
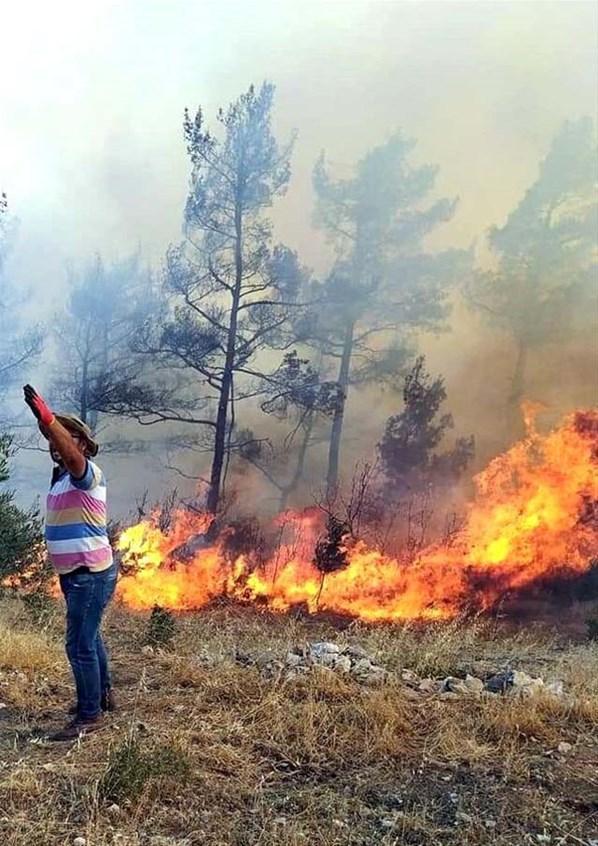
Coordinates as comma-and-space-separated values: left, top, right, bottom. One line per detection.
1, 0, 596, 512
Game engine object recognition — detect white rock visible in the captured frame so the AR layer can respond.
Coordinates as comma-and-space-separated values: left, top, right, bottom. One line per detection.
107, 803, 120, 816
511, 670, 545, 697
518, 679, 545, 698
442, 677, 473, 695
363, 665, 388, 684
335, 655, 352, 673
464, 674, 484, 694
285, 652, 303, 667
141, 645, 154, 656
351, 658, 373, 675
419, 678, 441, 693
511, 670, 533, 686
557, 741, 572, 754
512, 670, 544, 688
342, 644, 371, 659
313, 651, 341, 668
73, 838, 86, 846
310, 641, 341, 657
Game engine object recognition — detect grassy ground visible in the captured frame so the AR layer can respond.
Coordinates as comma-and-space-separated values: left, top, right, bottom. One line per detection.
0, 596, 596, 846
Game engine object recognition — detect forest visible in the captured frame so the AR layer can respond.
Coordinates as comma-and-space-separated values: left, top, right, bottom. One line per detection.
1, 82, 596, 585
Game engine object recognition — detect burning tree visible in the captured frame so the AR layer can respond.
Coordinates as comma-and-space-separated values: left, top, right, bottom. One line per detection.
311, 134, 469, 496
466, 117, 597, 438
102, 83, 306, 512
379, 356, 474, 495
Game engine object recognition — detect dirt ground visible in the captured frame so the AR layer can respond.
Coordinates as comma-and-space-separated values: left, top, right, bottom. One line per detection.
0, 597, 596, 846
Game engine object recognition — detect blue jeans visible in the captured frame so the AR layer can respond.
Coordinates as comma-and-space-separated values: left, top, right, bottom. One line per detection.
59, 562, 118, 720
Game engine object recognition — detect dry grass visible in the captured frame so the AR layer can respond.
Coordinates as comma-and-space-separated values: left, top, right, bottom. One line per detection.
0, 597, 596, 846
0, 608, 63, 674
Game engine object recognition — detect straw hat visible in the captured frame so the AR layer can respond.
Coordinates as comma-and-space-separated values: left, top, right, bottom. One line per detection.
50, 414, 99, 456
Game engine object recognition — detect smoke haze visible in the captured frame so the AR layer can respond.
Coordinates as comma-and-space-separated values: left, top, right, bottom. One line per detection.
1, 0, 596, 512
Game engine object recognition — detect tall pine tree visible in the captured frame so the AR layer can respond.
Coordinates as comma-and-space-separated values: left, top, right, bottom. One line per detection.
312, 134, 468, 495
467, 118, 597, 436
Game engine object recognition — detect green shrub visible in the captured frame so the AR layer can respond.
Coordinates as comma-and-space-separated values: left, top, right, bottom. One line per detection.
99, 733, 190, 803
21, 589, 57, 627
0, 434, 45, 581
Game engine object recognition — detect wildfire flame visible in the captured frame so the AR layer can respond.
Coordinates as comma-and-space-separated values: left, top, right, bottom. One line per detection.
116, 410, 598, 621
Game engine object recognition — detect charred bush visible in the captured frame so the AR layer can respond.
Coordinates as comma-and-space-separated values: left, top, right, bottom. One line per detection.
220, 516, 266, 566
144, 605, 176, 648
314, 515, 350, 574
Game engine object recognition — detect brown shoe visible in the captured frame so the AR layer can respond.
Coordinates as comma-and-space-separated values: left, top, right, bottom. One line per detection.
49, 714, 105, 742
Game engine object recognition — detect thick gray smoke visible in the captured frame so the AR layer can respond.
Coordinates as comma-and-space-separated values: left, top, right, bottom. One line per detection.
1, 0, 596, 514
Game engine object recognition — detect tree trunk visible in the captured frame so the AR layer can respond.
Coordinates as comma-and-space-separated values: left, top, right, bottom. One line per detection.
326, 319, 355, 498
79, 321, 94, 424
80, 364, 89, 424
207, 205, 243, 513
279, 411, 315, 511
506, 339, 528, 440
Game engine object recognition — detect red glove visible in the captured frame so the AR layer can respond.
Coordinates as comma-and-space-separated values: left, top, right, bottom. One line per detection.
23, 385, 55, 427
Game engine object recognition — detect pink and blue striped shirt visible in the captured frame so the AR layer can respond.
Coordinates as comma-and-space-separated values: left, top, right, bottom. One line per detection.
45, 461, 113, 574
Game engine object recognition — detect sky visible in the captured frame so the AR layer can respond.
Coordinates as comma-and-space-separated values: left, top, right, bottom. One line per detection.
2, 0, 596, 291
1, 0, 596, 511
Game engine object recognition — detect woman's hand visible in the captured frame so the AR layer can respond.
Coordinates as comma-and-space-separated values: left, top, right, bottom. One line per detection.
23, 385, 86, 478
23, 385, 55, 427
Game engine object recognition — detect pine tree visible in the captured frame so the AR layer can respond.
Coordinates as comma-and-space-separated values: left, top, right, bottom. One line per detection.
467, 118, 597, 437
0, 435, 44, 579
312, 134, 468, 495
379, 357, 474, 495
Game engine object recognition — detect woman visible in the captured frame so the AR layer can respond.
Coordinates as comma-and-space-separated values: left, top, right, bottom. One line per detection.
23, 385, 117, 741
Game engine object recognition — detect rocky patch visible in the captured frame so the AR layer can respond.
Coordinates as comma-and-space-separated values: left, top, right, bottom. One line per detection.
234, 641, 567, 697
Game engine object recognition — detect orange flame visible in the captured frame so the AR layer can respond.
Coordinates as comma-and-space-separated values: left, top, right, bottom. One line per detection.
116, 410, 598, 621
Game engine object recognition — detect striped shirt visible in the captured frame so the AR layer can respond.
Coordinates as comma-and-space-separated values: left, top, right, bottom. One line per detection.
45, 461, 113, 575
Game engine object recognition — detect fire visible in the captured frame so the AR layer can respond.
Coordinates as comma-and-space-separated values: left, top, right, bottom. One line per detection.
116, 410, 598, 621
